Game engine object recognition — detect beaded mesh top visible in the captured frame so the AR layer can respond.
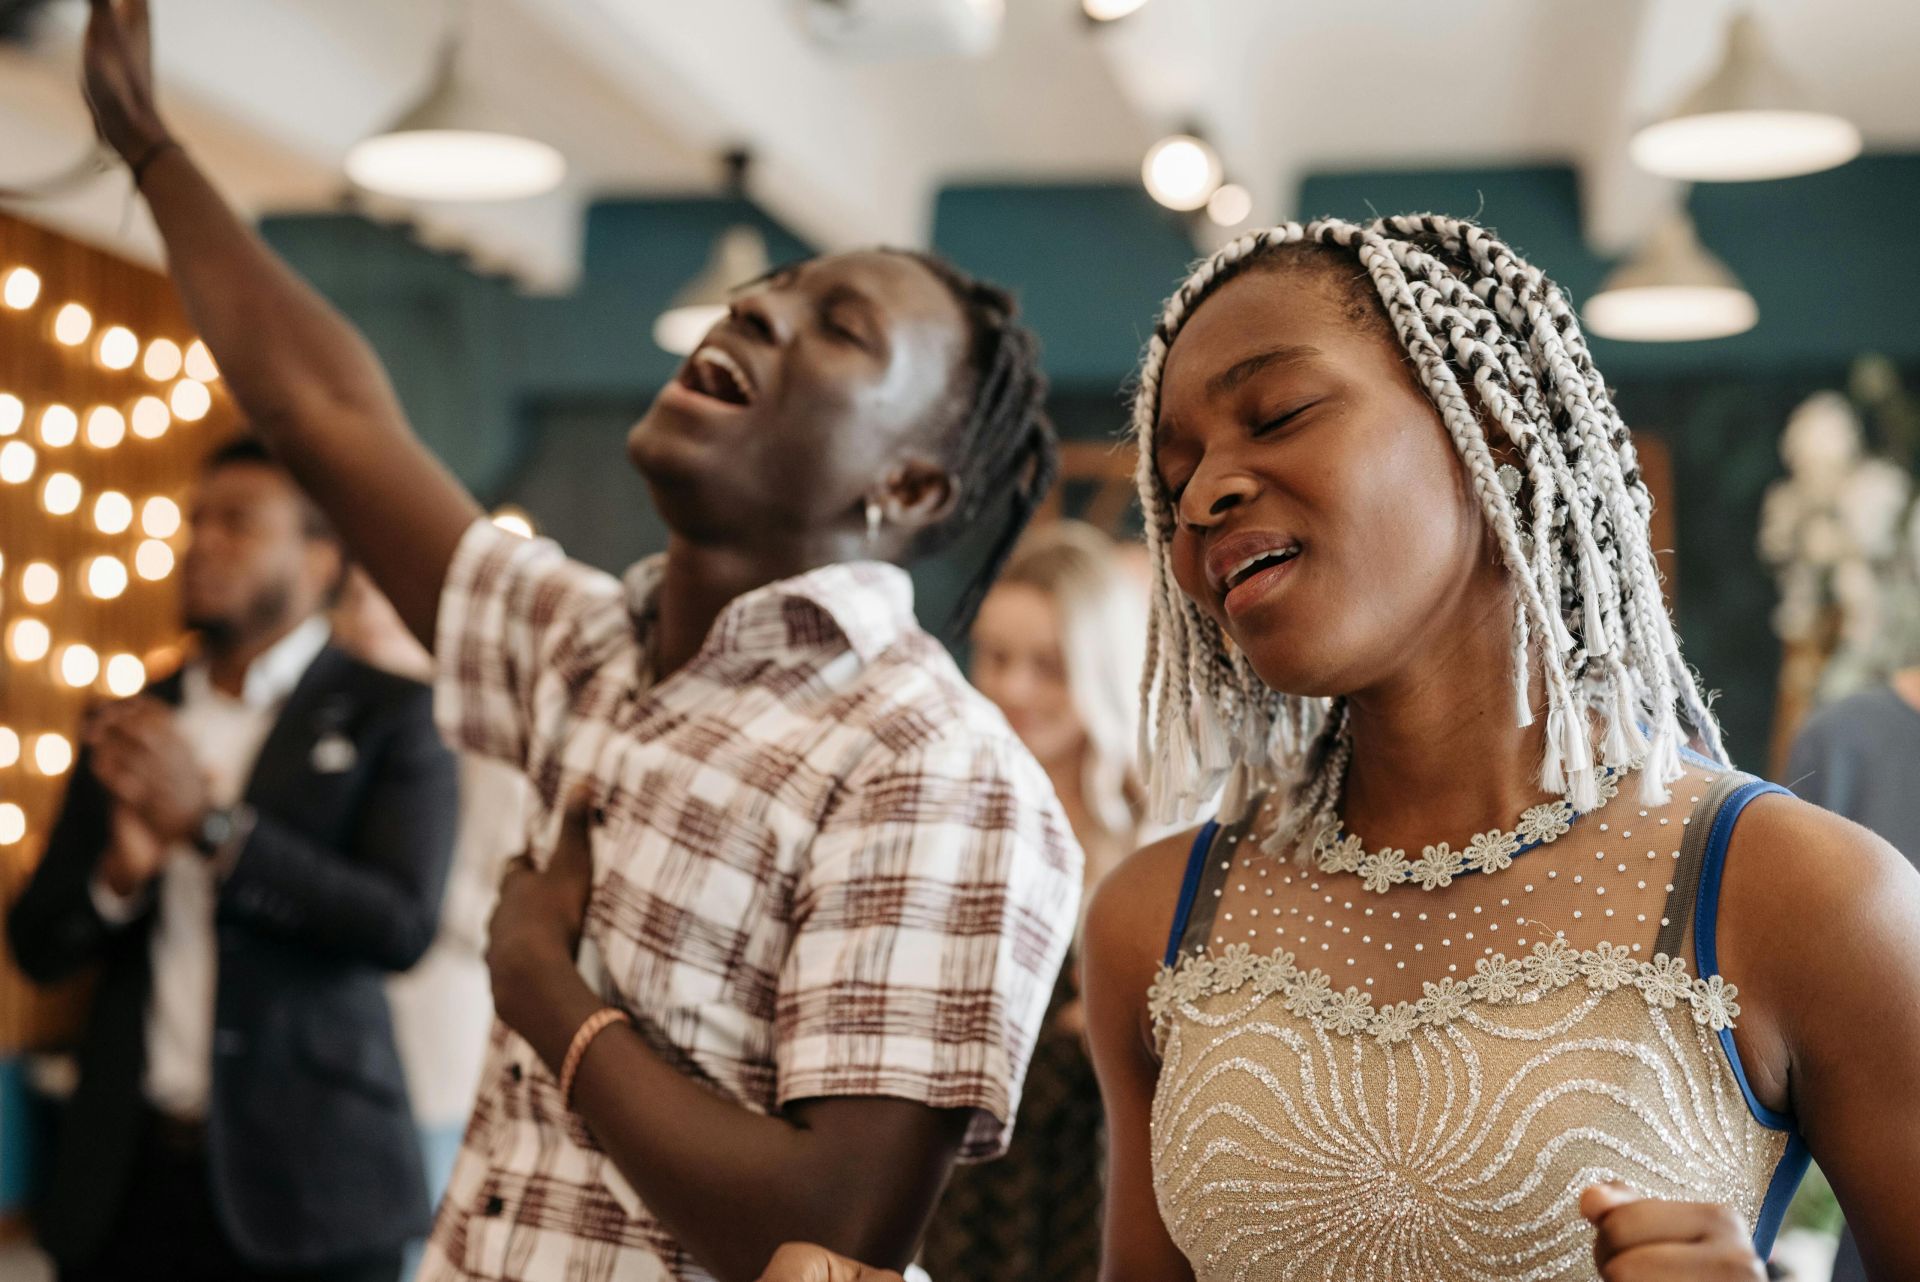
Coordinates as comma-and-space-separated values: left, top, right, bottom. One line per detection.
1146, 762, 1801, 1282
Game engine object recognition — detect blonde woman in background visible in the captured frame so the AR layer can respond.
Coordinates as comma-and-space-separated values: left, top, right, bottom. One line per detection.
918, 519, 1148, 1282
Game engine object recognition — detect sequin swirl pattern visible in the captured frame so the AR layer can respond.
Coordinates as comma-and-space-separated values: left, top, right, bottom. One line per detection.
1147, 968, 1788, 1282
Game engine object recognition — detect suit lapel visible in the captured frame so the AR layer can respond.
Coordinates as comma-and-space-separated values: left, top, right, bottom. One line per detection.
243, 646, 356, 808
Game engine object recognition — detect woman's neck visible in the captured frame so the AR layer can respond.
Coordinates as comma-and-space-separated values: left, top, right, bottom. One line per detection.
1043, 742, 1089, 826
1336, 588, 1558, 851
1043, 741, 1118, 877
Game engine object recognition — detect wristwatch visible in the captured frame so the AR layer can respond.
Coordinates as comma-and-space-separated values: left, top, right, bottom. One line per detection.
192, 805, 240, 857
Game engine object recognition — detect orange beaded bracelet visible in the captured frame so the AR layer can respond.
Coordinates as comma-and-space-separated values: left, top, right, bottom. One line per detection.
558, 1007, 631, 1107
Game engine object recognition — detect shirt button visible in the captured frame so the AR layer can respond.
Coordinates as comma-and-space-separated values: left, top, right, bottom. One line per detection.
592, 805, 608, 826
508, 1062, 523, 1083
484, 1195, 505, 1217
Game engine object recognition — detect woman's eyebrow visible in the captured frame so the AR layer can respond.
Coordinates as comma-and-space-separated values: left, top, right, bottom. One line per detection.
1205, 343, 1325, 400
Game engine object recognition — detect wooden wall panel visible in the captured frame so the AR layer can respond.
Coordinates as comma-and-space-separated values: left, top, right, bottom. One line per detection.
0, 211, 240, 1051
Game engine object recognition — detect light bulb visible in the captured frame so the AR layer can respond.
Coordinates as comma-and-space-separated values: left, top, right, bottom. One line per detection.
1083, 0, 1149, 17
42, 472, 82, 516
86, 405, 127, 449
183, 340, 219, 382
1206, 183, 1253, 227
94, 490, 134, 534
97, 326, 139, 371
39, 404, 78, 448
60, 644, 100, 688
8, 618, 51, 662
21, 561, 59, 605
87, 556, 129, 600
1142, 135, 1223, 212
21, 560, 59, 606
0, 726, 18, 768
105, 653, 147, 697
1, 267, 40, 311
53, 303, 93, 346
0, 440, 34, 484
0, 803, 24, 846
130, 396, 171, 440
170, 379, 211, 422
144, 338, 184, 381
0, 393, 21, 435
141, 496, 182, 538
135, 539, 176, 580
33, 733, 73, 776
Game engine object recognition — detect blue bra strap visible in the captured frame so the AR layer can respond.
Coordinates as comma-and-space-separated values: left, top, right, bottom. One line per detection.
1688, 775, 1810, 1255
1694, 778, 1795, 1132
1164, 821, 1220, 969
1752, 1132, 1812, 1257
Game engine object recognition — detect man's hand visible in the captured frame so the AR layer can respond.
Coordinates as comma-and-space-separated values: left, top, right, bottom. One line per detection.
99, 804, 170, 898
1580, 1184, 1765, 1281
83, 0, 171, 164
756, 1244, 905, 1282
86, 697, 212, 845
487, 800, 596, 1042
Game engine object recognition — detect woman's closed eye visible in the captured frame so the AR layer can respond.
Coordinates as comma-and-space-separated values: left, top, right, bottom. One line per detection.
1253, 399, 1321, 438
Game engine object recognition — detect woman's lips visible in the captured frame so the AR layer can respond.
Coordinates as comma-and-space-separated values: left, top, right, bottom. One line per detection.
1223, 552, 1300, 619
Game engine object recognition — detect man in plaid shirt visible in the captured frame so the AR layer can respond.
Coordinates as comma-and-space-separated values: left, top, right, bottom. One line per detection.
83, 6, 1081, 1277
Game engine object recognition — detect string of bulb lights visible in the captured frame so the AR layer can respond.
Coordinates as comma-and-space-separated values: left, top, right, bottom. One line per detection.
0, 241, 220, 857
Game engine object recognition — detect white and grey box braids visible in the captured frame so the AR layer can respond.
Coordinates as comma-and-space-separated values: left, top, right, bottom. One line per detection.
1130, 214, 1727, 858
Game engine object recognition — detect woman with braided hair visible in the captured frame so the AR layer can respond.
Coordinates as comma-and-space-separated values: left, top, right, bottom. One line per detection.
759, 214, 1920, 1282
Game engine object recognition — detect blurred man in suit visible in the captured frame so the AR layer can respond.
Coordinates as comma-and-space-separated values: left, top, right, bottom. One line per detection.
9, 439, 460, 1282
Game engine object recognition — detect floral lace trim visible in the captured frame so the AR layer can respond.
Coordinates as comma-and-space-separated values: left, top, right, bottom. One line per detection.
1147, 937, 1738, 1051
1312, 764, 1631, 893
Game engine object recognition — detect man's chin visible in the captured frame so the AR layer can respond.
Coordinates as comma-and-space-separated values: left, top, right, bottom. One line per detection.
627, 409, 704, 479
182, 610, 234, 645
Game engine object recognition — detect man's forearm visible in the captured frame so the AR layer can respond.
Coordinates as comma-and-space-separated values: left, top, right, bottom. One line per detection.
518, 969, 961, 1282
139, 146, 404, 451
134, 146, 479, 640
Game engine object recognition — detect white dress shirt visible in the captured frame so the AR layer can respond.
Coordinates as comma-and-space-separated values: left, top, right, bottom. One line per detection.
91, 615, 332, 1121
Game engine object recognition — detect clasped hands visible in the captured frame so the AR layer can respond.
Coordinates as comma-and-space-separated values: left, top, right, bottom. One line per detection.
86, 697, 213, 896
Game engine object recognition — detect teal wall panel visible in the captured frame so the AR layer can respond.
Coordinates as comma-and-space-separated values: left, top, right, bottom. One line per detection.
931, 182, 1200, 391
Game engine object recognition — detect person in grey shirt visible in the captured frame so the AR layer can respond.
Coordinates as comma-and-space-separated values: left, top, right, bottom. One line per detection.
1788, 670, 1920, 864
1785, 666, 1920, 1282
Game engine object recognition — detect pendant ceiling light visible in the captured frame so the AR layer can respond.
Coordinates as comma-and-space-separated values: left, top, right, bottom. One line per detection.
654, 226, 772, 356
345, 11, 565, 202
1142, 133, 1223, 212
654, 152, 770, 356
1630, 12, 1861, 182
1583, 209, 1758, 343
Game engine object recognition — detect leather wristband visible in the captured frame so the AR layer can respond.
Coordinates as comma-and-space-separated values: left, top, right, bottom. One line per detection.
558, 1007, 631, 1107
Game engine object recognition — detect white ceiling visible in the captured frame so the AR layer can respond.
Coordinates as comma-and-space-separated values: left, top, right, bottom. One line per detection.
2, 0, 1914, 289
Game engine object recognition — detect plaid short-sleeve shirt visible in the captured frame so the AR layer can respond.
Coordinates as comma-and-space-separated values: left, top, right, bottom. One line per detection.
418, 521, 1082, 1282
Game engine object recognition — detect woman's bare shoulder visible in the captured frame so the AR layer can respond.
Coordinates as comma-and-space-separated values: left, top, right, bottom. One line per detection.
1085, 825, 1208, 979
